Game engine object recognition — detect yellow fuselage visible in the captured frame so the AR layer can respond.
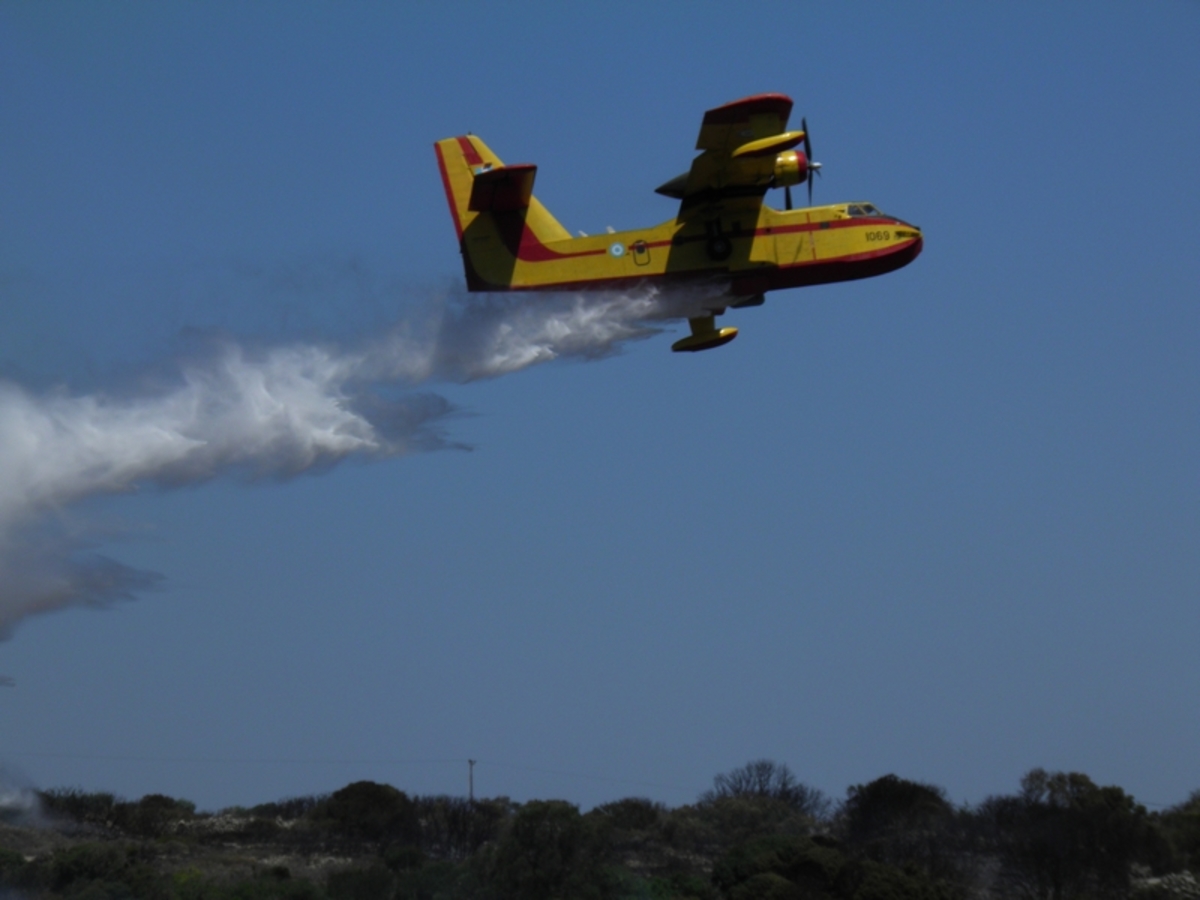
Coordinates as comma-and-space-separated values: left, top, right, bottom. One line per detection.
462, 202, 922, 298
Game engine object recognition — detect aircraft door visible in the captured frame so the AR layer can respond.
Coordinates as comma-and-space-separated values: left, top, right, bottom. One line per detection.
631, 240, 651, 266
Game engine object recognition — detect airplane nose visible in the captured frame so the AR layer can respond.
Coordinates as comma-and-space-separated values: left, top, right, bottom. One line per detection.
890, 223, 924, 260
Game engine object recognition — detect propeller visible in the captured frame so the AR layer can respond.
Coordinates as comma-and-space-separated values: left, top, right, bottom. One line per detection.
780, 119, 821, 210
802, 117, 822, 206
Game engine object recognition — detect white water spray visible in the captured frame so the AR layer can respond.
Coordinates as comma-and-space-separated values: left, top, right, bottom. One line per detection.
0, 284, 670, 638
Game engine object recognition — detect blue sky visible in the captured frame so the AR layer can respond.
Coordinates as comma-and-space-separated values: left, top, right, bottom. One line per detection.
0, 2, 1197, 813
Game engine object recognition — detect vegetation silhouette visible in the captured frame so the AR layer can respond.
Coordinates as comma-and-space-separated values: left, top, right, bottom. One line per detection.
2, 763, 1197, 899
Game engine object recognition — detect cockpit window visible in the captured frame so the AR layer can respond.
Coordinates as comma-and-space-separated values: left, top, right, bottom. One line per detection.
847, 203, 883, 217
847, 204, 865, 216
861, 204, 881, 216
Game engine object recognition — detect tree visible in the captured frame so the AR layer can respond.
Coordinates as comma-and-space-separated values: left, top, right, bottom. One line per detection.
839, 774, 965, 884
318, 780, 420, 845
701, 761, 831, 821
411, 794, 511, 860
484, 800, 617, 900
980, 768, 1157, 900
1159, 790, 1200, 872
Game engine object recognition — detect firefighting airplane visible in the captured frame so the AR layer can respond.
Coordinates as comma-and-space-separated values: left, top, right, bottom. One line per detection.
434, 93, 922, 352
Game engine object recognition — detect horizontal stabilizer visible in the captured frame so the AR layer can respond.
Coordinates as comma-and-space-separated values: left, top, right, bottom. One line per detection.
468, 163, 537, 213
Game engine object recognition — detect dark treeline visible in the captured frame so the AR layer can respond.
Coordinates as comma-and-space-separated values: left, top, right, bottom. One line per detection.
2, 761, 1199, 899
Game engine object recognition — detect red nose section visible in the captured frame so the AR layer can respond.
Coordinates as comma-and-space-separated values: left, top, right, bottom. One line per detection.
794, 151, 808, 183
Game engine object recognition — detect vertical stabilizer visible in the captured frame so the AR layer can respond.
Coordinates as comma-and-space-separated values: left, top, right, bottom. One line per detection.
434, 136, 571, 291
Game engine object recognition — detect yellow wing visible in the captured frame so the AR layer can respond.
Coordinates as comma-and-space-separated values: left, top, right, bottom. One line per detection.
656, 93, 806, 212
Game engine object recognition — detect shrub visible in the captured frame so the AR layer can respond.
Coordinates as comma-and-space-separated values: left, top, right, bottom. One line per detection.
591, 797, 665, 833
326, 864, 396, 900
113, 793, 197, 837
713, 834, 958, 900
38, 788, 119, 827
249, 795, 327, 821
0, 847, 29, 891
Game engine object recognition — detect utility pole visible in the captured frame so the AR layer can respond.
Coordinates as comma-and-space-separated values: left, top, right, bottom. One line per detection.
468, 759, 476, 803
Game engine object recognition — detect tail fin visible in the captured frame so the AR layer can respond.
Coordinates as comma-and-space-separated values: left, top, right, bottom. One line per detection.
434, 135, 571, 289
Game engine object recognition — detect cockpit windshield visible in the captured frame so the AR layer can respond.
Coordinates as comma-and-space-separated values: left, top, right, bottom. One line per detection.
847, 203, 885, 217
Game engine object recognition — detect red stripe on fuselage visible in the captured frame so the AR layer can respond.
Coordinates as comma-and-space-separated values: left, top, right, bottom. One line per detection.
631, 217, 899, 253
468, 236, 922, 293
517, 238, 607, 262
515, 222, 917, 269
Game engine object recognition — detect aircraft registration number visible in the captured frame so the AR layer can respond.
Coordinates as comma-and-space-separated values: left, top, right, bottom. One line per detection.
865, 230, 891, 241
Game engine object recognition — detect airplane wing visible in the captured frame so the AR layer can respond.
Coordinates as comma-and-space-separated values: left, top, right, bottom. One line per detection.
656, 93, 806, 211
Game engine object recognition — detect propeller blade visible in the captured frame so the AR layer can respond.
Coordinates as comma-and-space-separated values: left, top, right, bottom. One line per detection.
785, 185, 793, 210
801, 117, 817, 206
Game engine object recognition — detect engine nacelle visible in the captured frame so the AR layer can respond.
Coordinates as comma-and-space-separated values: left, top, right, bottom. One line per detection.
773, 150, 808, 187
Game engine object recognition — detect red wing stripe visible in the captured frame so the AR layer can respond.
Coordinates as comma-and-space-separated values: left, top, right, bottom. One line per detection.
703, 93, 793, 125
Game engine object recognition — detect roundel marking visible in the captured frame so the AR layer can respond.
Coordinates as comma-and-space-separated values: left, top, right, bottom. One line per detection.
609, 243, 626, 258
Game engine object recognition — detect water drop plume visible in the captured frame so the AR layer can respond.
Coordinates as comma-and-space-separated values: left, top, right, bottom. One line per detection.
0, 282, 669, 638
